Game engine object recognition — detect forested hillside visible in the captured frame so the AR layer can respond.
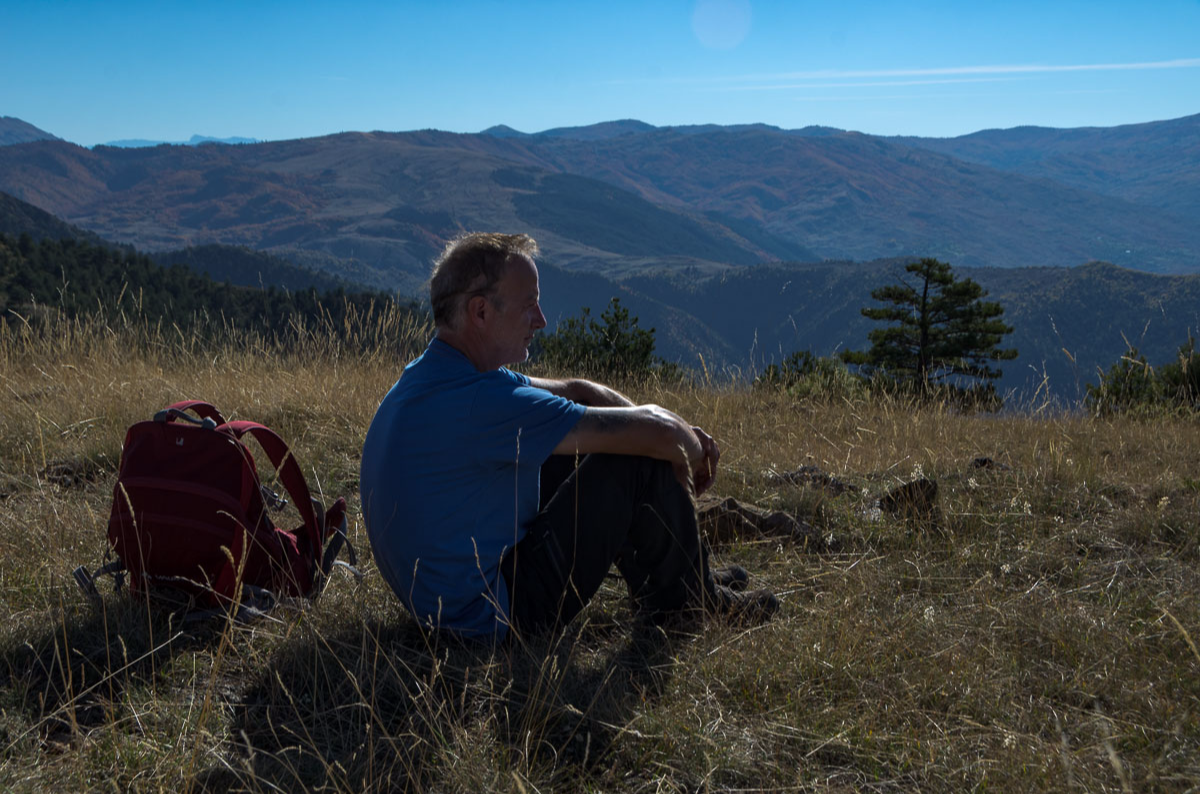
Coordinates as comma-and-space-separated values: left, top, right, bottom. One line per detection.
626, 259, 1200, 402
0, 232, 417, 343
155, 244, 357, 293
0, 190, 107, 244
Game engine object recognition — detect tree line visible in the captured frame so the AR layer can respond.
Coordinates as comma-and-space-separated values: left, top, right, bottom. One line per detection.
0, 232, 419, 344
539, 257, 1197, 413
8, 231, 1190, 413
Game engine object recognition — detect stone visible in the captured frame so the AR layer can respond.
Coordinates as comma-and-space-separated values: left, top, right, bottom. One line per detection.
879, 478, 939, 518
697, 495, 830, 550
765, 465, 859, 496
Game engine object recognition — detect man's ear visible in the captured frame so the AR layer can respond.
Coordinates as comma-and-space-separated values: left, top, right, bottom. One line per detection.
465, 294, 490, 327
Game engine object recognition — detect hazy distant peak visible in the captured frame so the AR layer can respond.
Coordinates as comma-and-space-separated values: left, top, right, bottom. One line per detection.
785, 124, 849, 137
487, 120, 848, 140
0, 116, 60, 146
535, 119, 657, 140
102, 134, 259, 148
481, 124, 528, 138
187, 134, 259, 145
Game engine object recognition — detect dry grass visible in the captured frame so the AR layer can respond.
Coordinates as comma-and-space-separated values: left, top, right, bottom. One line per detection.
1, 311, 1197, 792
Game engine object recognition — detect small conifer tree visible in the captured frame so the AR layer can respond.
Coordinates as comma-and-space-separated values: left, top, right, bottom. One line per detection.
842, 258, 1017, 399
536, 297, 659, 378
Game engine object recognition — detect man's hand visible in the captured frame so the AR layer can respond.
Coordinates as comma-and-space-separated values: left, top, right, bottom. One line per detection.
690, 426, 720, 495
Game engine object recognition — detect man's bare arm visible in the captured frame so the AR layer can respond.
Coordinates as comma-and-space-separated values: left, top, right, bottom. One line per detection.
526, 376, 634, 408
553, 405, 711, 492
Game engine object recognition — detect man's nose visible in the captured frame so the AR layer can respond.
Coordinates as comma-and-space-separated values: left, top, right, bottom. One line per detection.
533, 303, 547, 329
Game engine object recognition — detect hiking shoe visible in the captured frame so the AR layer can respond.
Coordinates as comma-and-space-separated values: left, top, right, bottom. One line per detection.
708, 584, 779, 626
711, 564, 750, 592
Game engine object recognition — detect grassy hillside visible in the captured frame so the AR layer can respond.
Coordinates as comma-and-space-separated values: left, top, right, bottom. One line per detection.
0, 310, 1196, 791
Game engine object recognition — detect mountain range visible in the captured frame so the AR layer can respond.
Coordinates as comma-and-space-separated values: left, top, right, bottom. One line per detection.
1, 114, 1198, 292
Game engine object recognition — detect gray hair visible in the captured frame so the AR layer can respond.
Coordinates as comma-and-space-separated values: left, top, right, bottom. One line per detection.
429, 232, 539, 328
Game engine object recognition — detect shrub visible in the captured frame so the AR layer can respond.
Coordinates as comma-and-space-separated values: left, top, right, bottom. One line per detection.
1159, 336, 1200, 408
1085, 338, 1200, 414
535, 297, 668, 379
755, 350, 867, 401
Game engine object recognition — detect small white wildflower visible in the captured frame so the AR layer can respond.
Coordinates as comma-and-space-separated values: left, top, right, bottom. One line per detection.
1066, 458, 1074, 466
923, 605, 936, 624
1054, 515, 1064, 525
1158, 496, 1170, 513
1003, 734, 1016, 749
911, 463, 924, 479
812, 642, 821, 653
1023, 501, 1032, 516
1000, 563, 1012, 575
967, 477, 979, 490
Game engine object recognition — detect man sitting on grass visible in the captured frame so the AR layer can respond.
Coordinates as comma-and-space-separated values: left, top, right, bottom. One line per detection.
360, 232, 777, 642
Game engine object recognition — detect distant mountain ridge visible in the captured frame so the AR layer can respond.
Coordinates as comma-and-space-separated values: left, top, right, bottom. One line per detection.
2, 113, 1199, 287
103, 134, 260, 148
0, 117, 59, 146
463, 124, 1199, 273
893, 113, 1200, 220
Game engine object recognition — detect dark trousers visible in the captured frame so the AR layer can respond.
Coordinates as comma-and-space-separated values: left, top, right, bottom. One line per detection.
499, 454, 714, 636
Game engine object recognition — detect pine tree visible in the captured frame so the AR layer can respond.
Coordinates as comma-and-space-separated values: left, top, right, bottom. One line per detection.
842, 258, 1017, 396
536, 297, 658, 378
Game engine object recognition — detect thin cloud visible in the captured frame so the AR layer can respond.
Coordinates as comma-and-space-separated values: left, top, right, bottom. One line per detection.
607, 57, 1200, 87
759, 57, 1200, 82
716, 77, 1024, 91
790, 88, 1122, 102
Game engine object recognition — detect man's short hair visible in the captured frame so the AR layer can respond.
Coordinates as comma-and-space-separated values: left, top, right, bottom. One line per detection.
430, 232, 539, 328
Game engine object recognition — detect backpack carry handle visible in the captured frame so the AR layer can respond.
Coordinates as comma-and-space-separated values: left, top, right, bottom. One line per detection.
154, 408, 218, 429
157, 400, 227, 426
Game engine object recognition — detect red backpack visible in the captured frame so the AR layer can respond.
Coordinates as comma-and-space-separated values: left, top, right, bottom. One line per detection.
75, 400, 358, 611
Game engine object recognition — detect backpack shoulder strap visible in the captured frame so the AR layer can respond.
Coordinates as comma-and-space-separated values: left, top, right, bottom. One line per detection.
220, 420, 321, 544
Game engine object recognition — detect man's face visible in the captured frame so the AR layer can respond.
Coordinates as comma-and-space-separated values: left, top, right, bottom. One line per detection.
487, 254, 546, 365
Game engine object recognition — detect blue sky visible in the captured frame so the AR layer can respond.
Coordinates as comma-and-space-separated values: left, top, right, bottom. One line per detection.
3, 0, 1198, 146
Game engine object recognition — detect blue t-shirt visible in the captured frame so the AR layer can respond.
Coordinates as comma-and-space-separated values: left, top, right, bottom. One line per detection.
360, 338, 586, 639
